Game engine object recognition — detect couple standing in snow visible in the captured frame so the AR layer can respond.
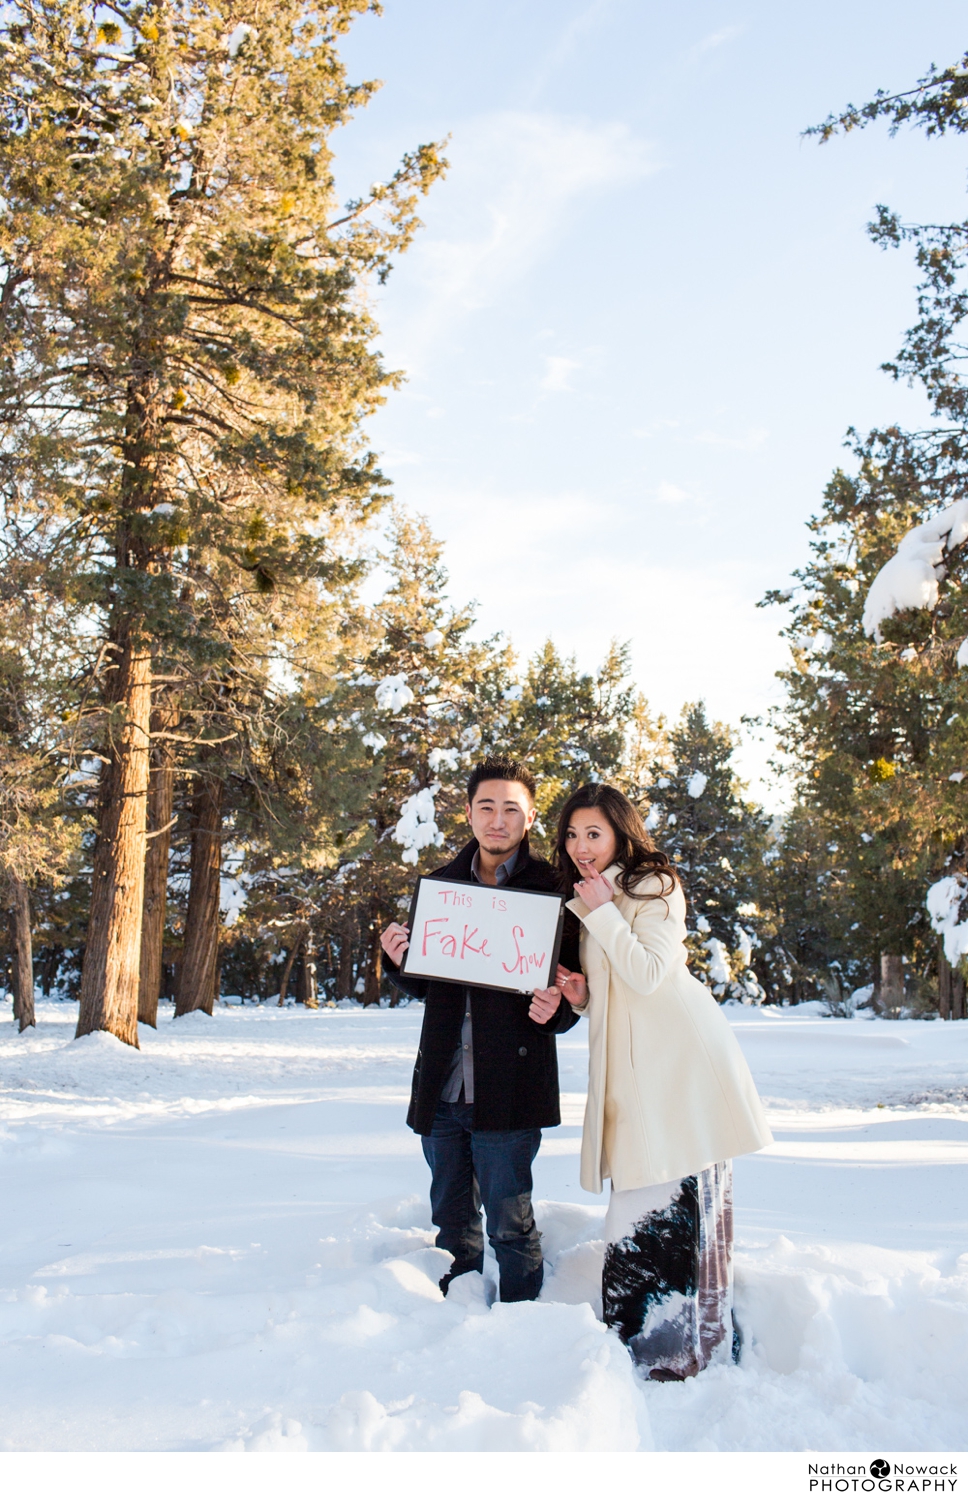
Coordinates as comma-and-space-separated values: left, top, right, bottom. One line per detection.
380, 755, 772, 1382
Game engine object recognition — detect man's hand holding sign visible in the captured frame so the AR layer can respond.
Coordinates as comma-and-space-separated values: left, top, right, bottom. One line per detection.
393, 876, 567, 1021
385, 909, 567, 1023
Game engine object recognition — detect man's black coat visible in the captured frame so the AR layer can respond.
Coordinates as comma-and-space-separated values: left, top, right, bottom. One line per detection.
386, 838, 582, 1136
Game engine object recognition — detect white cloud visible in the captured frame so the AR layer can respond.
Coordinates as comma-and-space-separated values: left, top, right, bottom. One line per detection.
655, 481, 690, 505
523, 0, 612, 103
695, 427, 769, 452
695, 25, 743, 54
540, 355, 581, 392
384, 112, 657, 363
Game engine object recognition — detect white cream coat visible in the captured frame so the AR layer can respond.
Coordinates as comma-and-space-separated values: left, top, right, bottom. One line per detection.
568, 868, 773, 1194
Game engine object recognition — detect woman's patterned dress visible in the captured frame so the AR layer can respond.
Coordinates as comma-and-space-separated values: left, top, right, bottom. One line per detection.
601, 1161, 736, 1380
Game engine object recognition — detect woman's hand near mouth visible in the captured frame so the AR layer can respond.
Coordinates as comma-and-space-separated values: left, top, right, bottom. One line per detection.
574, 859, 614, 911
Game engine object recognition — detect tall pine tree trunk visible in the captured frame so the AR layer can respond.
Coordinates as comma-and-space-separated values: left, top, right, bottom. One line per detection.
939, 938, 952, 1021
878, 953, 905, 1016
174, 771, 223, 1017
337, 914, 355, 1000
138, 719, 177, 1028
297, 927, 319, 1008
8, 876, 34, 1031
277, 922, 306, 1005
363, 922, 382, 1006
76, 634, 152, 1047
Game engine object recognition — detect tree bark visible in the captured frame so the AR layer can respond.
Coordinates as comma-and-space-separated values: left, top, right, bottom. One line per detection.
277, 922, 306, 1005
953, 965, 966, 1022
878, 953, 905, 1016
8, 876, 34, 1031
362, 923, 382, 1006
297, 926, 319, 1008
337, 915, 355, 1000
9, 945, 20, 1023
137, 719, 177, 1028
40, 947, 59, 997
939, 938, 952, 1021
76, 635, 152, 1047
174, 771, 224, 1016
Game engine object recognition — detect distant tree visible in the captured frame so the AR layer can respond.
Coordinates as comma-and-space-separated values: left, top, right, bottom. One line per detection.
750, 802, 862, 1006
502, 641, 638, 852
643, 703, 769, 1002
0, 558, 85, 1028
309, 512, 511, 1002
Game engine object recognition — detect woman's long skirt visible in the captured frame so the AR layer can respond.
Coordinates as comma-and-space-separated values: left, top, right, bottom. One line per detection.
602, 1160, 735, 1380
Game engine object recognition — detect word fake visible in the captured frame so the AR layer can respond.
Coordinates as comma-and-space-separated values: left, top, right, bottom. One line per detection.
401, 877, 564, 993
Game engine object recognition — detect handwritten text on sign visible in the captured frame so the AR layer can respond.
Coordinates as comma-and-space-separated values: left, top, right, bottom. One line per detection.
401, 877, 565, 993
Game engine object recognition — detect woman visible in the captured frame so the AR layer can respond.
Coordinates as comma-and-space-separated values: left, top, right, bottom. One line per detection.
551, 783, 772, 1381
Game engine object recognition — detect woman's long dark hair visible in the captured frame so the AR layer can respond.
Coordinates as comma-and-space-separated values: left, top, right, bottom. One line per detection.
554, 783, 680, 900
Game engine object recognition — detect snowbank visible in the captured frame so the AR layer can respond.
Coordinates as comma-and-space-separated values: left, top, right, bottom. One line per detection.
1, 1004, 966, 1451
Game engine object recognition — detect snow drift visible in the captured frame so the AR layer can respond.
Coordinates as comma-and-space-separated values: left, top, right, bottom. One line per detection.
1, 1003, 966, 1451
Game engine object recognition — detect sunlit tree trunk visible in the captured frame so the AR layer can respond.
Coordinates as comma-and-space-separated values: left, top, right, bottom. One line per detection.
297, 927, 319, 1008
138, 717, 177, 1028
174, 771, 223, 1016
878, 953, 905, 1017
76, 634, 152, 1047
277, 922, 306, 1005
8, 876, 34, 1031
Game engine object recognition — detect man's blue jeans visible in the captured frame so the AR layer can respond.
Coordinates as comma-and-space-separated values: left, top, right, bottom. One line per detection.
421, 1100, 544, 1302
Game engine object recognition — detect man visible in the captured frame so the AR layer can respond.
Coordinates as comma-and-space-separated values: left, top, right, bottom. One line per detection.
381, 755, 580, 1303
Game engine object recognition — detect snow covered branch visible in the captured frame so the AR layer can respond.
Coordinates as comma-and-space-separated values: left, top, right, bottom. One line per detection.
862, 499, 968, 641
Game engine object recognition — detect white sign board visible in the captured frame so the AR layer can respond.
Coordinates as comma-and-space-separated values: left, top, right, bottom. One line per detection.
400, 876, 565, 994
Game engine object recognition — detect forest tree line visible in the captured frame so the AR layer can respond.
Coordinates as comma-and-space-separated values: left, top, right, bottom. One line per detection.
2, 5, 968, 1038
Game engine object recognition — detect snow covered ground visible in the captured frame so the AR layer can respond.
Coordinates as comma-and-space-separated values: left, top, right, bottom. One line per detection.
1, 1000, 966, 1453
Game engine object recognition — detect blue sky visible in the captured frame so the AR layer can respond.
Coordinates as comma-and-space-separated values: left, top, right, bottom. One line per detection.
333, 0, 967, 802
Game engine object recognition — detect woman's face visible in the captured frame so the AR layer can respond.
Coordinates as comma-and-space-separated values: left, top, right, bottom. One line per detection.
565, 807, 619, 877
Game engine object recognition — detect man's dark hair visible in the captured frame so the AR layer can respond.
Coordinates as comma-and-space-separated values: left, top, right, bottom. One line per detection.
467, 756, 537, 805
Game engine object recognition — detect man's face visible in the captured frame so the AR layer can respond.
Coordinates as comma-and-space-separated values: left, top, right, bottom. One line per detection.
466, 779, 536, 855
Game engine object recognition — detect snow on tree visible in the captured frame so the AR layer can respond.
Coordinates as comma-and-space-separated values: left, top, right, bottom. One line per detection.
862, 500, 968, 642
375, 676, 416, 713
394, 785, 444, 865
926, 875, 968, 964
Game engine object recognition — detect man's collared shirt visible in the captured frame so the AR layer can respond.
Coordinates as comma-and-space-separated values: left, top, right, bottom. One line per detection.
439, 844, 521, 1105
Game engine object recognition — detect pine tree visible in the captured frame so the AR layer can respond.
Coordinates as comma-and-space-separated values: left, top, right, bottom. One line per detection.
0, 0, 446, 1042
761, 451, 949, 1002
757, 61, 968, 1011
0, 550, 85, 1028
502, 640, 638, 852
750, 802, 860, 1006
308, 512, 510, 1001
